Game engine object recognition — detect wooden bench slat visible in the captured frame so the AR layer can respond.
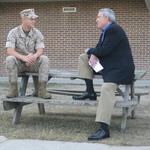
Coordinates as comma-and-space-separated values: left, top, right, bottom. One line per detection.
18, 69, 147, 81
48, 89, 149, 97
1, 96, 139, 108
115, 99, 139, 108
1, 96, 97, 106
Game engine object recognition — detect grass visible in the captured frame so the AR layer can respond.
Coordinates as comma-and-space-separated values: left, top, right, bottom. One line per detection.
0, 83, 150, 146
0, 107, 96, 141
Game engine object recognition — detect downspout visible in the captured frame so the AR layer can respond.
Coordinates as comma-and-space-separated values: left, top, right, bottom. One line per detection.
145, 0, 150, 12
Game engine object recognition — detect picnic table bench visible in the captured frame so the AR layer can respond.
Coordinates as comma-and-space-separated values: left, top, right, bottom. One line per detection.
1, 70, 148, 132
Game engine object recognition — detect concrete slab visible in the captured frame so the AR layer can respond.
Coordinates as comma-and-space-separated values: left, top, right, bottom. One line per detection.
0, 139, 150, 150
0, 136, 7, 143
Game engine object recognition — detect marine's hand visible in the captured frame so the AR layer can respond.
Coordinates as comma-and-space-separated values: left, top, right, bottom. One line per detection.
22, 53, 36, 66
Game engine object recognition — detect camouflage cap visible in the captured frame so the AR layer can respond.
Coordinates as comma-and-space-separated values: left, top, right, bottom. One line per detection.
20, 8, 38, 19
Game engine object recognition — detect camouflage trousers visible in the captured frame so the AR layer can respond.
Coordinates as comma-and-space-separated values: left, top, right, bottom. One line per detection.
6, 55, 49, 83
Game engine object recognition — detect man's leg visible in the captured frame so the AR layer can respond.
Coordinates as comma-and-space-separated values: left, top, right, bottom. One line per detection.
88, 83, 117, 140
6, 56, 18, 98
38, 55, 51, 99
28, 55, 51, 99
72, 53, 97, 100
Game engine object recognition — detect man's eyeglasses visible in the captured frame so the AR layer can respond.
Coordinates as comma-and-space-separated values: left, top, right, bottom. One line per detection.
96, 15, 104, 20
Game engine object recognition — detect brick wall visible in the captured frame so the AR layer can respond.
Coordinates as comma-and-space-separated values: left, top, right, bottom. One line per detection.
0, 0, 150, 78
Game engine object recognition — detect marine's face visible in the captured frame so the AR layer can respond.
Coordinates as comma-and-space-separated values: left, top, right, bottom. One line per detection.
22, 17, 37, 28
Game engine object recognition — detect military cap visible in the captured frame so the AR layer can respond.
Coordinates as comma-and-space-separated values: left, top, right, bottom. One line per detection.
20, 8, 38, 19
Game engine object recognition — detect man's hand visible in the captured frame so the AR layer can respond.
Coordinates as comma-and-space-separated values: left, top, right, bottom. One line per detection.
22, 53, 38, 67
89, 54, 98, 67
6, 48, 43, 67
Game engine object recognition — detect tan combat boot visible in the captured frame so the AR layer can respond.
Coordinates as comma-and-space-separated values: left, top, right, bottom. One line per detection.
38, 82, 52, 99
6, 82, 18, 98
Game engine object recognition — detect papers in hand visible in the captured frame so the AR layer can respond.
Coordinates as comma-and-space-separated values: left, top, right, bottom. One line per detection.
88, 60, 103, 72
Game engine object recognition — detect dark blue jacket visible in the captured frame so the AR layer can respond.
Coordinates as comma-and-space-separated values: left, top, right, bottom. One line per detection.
90, 23, 135, 84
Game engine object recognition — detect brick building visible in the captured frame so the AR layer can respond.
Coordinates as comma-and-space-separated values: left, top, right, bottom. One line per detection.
0, 0, 150, 78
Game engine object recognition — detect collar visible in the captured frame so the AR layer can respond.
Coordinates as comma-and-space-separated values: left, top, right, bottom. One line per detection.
102, 22, 112, 32
19, 25, 34, 38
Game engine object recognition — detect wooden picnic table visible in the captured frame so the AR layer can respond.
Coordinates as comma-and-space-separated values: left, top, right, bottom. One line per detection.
1, 70, 148, 132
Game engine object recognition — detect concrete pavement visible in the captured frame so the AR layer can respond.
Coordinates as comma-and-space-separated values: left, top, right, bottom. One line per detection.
1, 100, 150, 150
0, 136, 150, 150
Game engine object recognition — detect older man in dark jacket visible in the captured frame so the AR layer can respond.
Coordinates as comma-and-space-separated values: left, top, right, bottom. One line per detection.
73, 8, 135, 140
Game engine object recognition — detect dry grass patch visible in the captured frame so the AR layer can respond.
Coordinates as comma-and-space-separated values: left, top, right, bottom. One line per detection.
0, 83, 150, 146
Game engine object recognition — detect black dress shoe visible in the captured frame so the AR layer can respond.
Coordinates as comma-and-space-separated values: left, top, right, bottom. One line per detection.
88, 128, 110, 141
72, 92, 97, 101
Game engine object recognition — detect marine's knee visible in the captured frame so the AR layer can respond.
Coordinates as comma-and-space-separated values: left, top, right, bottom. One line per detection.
6, 56, 17, 69
39, 55, 49, 64
6, 56, 16, 62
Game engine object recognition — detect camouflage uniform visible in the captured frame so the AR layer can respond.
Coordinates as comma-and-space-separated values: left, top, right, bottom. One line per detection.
6, 25, 51, 98
6, 25, 49, 83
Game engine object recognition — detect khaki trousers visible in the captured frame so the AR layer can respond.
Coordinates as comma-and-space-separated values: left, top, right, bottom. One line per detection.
78, 53, 93, 79
95, 83, 118, 125
78, 53, 118, 125
6, 55, 49, 83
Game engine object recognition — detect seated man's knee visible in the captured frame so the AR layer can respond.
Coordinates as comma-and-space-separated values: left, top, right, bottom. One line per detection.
6, 56, 17, 69
101, 83, 116, 93
79, 53, 88, 62
39, 55, 49, 64
6, 56, 16, 62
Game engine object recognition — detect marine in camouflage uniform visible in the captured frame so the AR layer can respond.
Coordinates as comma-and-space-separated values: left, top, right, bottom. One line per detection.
5, 9, 51, 99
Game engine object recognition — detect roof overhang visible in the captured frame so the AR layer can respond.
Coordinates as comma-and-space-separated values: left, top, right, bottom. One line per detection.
0, 0, 83, 2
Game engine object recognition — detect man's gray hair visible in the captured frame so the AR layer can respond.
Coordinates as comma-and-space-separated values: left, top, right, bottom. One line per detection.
99, 8, 116, 22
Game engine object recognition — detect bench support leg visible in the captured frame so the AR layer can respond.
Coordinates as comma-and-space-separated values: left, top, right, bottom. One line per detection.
12, 104, 23, 125
131, 95, 140, 119
38, 103, 45, 114
121, 107, 128, 133
19, 75, 29, 96
131, 110, 135, 119
11, 75, 29, 124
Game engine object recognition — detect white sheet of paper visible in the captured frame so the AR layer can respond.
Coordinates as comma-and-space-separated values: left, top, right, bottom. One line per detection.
88, 60, 103, 72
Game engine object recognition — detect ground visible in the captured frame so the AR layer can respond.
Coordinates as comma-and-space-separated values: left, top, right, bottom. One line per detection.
0, 81, 150, 146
